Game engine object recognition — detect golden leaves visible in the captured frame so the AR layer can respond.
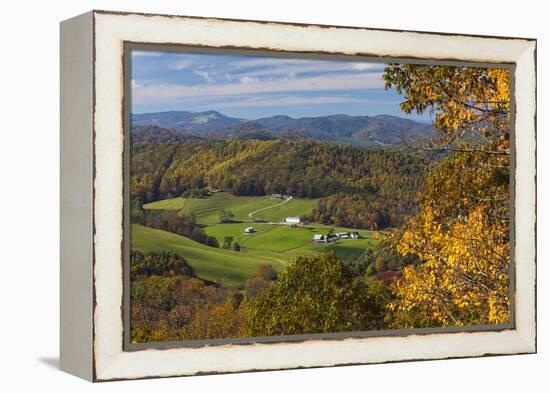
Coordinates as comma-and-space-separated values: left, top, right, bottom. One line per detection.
391, 190, 510, 327
384, 65, 511, 328
384, 64, 511, 154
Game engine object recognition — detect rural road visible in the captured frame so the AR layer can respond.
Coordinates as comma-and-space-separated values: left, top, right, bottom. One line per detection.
248, 196, 292, 221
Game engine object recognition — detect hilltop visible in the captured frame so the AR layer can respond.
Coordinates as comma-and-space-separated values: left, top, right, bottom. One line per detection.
131, 110, 434, 146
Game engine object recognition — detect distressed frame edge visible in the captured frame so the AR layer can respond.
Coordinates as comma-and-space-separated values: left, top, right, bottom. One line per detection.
91, 8, 537, 42
512, 40, 537, 354
90, 11, 537, 381
59, 11, 95, 382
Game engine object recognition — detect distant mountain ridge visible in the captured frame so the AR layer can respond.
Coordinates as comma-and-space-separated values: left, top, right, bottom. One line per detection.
131, 110, 435, 146
132, 111, 243, 132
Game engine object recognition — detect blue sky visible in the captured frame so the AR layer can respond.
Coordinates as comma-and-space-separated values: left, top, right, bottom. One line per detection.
131, 50, 431, 121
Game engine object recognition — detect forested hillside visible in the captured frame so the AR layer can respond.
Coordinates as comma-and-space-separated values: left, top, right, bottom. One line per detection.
131, 140, 435, 229
131, 111, 434, 147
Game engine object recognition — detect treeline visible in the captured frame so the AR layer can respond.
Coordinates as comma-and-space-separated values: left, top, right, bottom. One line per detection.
132, 207, 219, 248
131, 139, 434, 229
130, 251, 397, 343
131, 251, 195, 279
303, 192, 419, 229
130, 251, 245, 342
346, 238, 420, 282
131, 125, 203, 143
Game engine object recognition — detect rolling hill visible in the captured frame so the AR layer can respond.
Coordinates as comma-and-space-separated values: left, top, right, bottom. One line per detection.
131, 222, 378, 288
130, 125, 203, 143
144, 192, 319, 225
131, 110, 242, 132
144, 193, 284, 225
131, 110, 434, 146
131, 224, 286, 287
131, 139, 432, 230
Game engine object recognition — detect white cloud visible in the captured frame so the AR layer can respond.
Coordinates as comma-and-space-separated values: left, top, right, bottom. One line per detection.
168, 60, 192, 70
228, 58, 385, 78
132, 51, 164, 57
227, 58, 307, 69
211, 95, 375, 108
132, 72, 384, 105
193, 70, 214, 82
239, 76, 260, 84
351, 63, 382, 71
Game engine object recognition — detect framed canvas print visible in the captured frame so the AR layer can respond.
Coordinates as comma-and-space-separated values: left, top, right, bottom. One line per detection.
60, 10, 537, 382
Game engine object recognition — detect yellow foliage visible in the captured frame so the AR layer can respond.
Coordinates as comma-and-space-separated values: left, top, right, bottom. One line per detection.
384, 65, 511, 328
391, 205, 510, 327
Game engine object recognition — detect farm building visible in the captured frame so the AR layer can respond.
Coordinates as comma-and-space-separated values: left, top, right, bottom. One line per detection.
285, 216, 301, 224
244, 227, 256, 233
313, 234, 337, 243
350, 232, 362, 239
336, 232, 350, 239
313, 234, 325, 243
271, 193, 283, 199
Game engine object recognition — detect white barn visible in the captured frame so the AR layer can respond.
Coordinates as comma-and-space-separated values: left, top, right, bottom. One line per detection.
285, 216, 301, 224
313, 234, 325, 243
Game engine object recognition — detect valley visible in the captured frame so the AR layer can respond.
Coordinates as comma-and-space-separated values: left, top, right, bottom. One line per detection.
134, 192, 378, 287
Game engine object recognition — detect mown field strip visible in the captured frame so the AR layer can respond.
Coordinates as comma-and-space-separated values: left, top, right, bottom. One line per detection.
131, 224, 286, 288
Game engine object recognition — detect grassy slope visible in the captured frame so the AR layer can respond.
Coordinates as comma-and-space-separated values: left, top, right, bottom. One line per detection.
132, 223, 378, 288
136, 194, 379, 288
131, 224, 286, 288
143, 197, 187, 210
144, 193, 280, 225
204, 223, 376, 251
253, 198, 318, 222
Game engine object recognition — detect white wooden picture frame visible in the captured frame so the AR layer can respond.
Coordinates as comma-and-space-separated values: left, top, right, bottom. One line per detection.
60, 10, 536, 382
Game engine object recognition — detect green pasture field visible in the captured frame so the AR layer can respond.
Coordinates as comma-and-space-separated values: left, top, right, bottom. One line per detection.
131, 224, 286, 288
143, 192, 318, 225
132, 222, 378, 288
144, 193, 281, 225
135, 193, 379, 288
252, 197, 318, 222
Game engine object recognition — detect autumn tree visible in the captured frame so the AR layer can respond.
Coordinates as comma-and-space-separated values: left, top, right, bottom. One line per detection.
179, 301, 249, 340
384, 65, 511, 327
222, 236, 234, 250
130, 251, 195, 280
384, 65, 510, 154
256, 264, 278, 281
219, 209, 235, 223
136, 209, 218, 248
130, 272, 248, 342
245, 263, 278, 298
247, 252, 391, 336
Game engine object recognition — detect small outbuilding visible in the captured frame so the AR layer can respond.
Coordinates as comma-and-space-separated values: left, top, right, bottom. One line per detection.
285, 216, 301, 224
244, 227, 256, 234
313, 234, 325, 243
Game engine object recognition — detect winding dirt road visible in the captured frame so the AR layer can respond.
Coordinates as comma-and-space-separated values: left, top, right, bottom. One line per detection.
248, 196, 292, 221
